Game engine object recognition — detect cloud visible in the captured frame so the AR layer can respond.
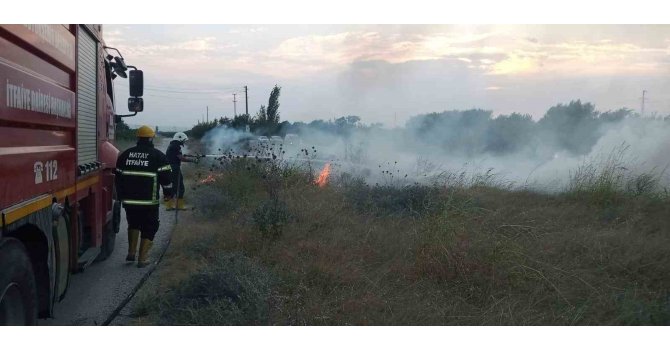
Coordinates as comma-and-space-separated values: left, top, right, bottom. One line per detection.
103, 25, 670, 128
270, 31, 381, 65
268, 30, 669, 78
487, 39, 669, 76
490, 54, 540, 75
123, 36, 217, 56
108, 25, 670, 82
103, 29, 125, 45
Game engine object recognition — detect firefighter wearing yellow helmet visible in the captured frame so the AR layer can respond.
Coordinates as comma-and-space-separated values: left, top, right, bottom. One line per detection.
114, 125, 173, 267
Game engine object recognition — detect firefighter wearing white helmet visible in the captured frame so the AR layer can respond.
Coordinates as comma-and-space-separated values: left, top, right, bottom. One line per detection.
173, 132, 188, 142
164, 131, 197, 210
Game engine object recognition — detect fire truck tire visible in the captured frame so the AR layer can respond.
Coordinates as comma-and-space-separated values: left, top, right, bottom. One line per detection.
0, 238, 38, 325
53, 214, 70, 302
96, 222, 116, 262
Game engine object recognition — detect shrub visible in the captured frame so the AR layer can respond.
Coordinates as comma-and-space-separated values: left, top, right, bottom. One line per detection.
192, 187, 238, 219
345, 183, 442, 217
253, 199, 290, 239
145, 253, 277, 325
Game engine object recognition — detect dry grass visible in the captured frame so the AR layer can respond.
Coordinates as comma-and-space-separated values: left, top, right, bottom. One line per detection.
566, 143, 668, 205
133, 154, 670, 325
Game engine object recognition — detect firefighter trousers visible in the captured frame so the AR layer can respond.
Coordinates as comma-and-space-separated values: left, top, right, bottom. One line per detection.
170, 166, 185, 199
162, 165, 185, 199
124, 205, 160, 240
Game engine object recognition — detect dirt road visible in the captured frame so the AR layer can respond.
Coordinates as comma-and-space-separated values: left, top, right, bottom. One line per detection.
39, 206, 175, 326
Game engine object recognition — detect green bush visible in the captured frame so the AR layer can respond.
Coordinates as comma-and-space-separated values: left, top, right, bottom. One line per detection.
342, 180, 442, 217
115, 118, 137, 140
253, 199, 290, 239
144, 253, 277, 325
192, 184, 239, 219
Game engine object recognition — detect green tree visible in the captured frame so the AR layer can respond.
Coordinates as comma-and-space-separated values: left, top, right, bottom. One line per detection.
538, 100, 599, 154
486, 113, 535, 154
267, 85, 281, 124
186, 120, 219, 139
256, 105, 268, 125
600, 108, 633, 123
232, 113, 251, 129
115, 118, 137, 140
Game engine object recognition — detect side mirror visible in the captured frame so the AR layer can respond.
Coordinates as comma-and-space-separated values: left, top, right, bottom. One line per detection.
128, 97, 144, 112
129, 70, 144, 97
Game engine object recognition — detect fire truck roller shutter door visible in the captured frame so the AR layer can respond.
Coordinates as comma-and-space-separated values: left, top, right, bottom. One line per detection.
76, 26, 98, 167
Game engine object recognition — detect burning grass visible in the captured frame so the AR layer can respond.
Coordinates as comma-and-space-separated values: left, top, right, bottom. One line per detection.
315, 163, 331, 187
134, 151, 670, 325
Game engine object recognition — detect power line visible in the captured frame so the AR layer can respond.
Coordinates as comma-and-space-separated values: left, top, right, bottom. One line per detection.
116, 82, 238, 95
144, 87, 242, 95
144, 85, 243, 92
145, 94, 229, 101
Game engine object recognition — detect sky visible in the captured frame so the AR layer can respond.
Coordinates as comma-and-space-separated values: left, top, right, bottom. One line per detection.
104, 24, 670, 129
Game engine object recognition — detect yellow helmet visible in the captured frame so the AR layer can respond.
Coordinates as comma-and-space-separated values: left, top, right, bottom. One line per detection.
137, 125, 156, 138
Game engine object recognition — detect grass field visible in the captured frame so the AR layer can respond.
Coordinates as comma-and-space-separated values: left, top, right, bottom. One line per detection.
129, 148, 670, 325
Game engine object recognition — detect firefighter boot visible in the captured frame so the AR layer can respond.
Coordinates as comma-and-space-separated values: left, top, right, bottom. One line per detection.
177, 198, 191, 210
137, 238, 154, 268
165, 197, 175, 211
126, 229, 140, 262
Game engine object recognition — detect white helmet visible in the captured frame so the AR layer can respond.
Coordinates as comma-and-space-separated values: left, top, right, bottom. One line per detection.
173, 132, 188, 142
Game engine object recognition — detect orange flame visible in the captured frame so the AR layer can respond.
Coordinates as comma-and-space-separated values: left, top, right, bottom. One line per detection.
200, 174, 217, 184
315, 163, 331, 187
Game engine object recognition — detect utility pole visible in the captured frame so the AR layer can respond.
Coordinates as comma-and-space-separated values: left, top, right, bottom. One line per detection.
244, 85, 249, 116
206, 105, 209, 123
233, 93, 238, 117
641, 90, 647, 117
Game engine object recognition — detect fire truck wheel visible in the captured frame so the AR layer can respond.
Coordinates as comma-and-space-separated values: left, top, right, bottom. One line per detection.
0, 238, 38, 325
95, 222, 116, 262
53, 214, 70, 302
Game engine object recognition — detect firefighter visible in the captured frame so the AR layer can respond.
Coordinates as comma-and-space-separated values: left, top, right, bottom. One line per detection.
164, 132, 197, 210
115, 125, 173, 268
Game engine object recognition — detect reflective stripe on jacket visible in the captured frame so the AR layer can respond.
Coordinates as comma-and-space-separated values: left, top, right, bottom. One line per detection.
115, 140, 172, 207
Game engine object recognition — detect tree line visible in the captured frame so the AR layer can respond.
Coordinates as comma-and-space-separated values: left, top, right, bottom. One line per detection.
175, 84, 668, 159
185, 85, 284, 139
402, 101, 660, 157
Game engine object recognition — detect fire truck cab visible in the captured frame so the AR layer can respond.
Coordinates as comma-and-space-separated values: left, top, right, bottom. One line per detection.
0, 24, 144, 325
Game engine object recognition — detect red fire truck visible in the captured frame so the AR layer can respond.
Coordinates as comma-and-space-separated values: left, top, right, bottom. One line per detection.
0, 24, 144, 325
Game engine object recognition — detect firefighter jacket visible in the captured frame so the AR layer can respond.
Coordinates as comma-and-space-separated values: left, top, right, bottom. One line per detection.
115, 140, 173, 207
166, 140, 184, 168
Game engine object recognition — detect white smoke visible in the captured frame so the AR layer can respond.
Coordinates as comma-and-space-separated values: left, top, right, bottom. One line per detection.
202, 116, 670, 192
202, 126, 254, 154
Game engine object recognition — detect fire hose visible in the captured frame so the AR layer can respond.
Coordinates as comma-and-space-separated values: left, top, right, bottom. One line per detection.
185, 152, 357, 166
